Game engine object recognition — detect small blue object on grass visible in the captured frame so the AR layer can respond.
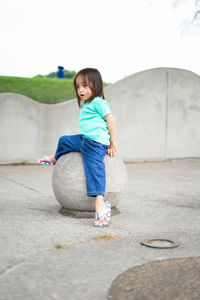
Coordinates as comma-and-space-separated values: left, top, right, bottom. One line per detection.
57, 66, 64, 79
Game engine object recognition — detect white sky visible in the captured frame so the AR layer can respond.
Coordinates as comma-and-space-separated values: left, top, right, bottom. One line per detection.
0, 0, 199, 83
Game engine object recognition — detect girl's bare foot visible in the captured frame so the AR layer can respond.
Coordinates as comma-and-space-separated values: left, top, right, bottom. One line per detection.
39, 155, 56, 163
36, 155, 56, 166
95, 195, 107, 224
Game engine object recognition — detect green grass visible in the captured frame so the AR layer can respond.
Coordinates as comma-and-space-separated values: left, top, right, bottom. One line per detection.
92, 233, 120, 241
0, 76, 110, 104
0, 76, 76, 104
54, 243, 70, 249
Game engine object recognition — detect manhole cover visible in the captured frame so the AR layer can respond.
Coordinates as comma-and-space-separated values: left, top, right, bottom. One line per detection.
141, 239, 179, 249
107, 257, 200, 300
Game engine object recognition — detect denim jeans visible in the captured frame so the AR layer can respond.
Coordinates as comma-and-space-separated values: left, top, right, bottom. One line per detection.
54, 134, 109, 197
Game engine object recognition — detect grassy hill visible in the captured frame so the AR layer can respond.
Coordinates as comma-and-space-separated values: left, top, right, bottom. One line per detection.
0, 76, 110, 104
0, 76, 77, 104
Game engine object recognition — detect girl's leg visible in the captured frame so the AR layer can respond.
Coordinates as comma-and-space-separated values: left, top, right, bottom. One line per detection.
38, 134, 82, 164
81, 137, 109, 224
54, 134, 82, 160
81, 138, 108, 197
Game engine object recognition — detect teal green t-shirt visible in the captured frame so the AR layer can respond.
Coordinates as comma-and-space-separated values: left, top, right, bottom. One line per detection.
78, 96, 111, 145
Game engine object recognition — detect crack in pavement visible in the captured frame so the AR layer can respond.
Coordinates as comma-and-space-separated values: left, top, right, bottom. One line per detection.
26, 207, 56, 213
0, 259, 26, 277
0, 175, 46, 195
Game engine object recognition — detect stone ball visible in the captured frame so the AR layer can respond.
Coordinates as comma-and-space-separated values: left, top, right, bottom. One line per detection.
52, 152, 127, 212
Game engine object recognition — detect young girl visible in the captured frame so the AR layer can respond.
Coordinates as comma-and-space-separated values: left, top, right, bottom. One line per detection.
37, 68, 116, 227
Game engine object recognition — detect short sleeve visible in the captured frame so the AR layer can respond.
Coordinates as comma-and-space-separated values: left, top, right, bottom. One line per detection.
93, 97, 111, 118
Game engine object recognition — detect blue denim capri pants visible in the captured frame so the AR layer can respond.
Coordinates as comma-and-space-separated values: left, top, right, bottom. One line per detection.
54, 134, 109, 197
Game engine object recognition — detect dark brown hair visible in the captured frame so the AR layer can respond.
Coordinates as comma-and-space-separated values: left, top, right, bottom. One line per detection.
73, 68, 105, 107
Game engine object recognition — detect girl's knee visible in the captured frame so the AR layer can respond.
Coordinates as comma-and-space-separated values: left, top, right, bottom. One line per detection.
58, 135, 66, 144
57, 136, 67, 148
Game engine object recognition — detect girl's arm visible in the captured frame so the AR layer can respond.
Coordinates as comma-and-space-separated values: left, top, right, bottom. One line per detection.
104, 114, 117, 157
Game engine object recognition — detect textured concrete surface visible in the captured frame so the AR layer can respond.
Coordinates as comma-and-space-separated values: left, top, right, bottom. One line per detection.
1, 68, 200, 163
0, 159, 200, 300
105, 68, 200, 161
52, 152, 127, 211
108, 257, 200, 300
0, 93, 79, 163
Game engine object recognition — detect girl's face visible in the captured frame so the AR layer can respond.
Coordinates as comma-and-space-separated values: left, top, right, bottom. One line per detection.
75, 75, 93, 101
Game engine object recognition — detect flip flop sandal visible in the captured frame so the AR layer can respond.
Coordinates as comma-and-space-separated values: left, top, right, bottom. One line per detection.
94, 201, 111, 227
36, 156, 56, 166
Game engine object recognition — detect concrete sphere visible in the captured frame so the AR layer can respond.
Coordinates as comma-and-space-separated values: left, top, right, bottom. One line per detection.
52, 152, 127, 212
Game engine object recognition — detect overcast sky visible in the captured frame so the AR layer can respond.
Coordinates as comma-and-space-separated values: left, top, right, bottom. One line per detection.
0, 0, 199, 83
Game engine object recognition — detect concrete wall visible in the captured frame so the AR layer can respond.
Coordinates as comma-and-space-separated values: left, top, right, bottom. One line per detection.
105, 68, 200, 161
0, 94, 79, 163
0, 68, 200, 163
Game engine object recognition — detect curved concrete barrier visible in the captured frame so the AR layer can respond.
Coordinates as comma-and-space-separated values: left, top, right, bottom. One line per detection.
0, 93, 79, 163
0, 68, 200, 163
105, 68, 200, 161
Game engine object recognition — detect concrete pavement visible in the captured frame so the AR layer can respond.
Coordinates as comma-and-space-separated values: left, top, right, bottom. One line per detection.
0, 159, 200, 300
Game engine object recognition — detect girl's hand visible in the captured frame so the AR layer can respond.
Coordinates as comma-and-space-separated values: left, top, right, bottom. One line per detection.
107, 141, 117, 157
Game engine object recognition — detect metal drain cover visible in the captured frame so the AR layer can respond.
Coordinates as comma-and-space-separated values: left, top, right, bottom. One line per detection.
108, 257, 200, 300
141, 239, 179, 249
